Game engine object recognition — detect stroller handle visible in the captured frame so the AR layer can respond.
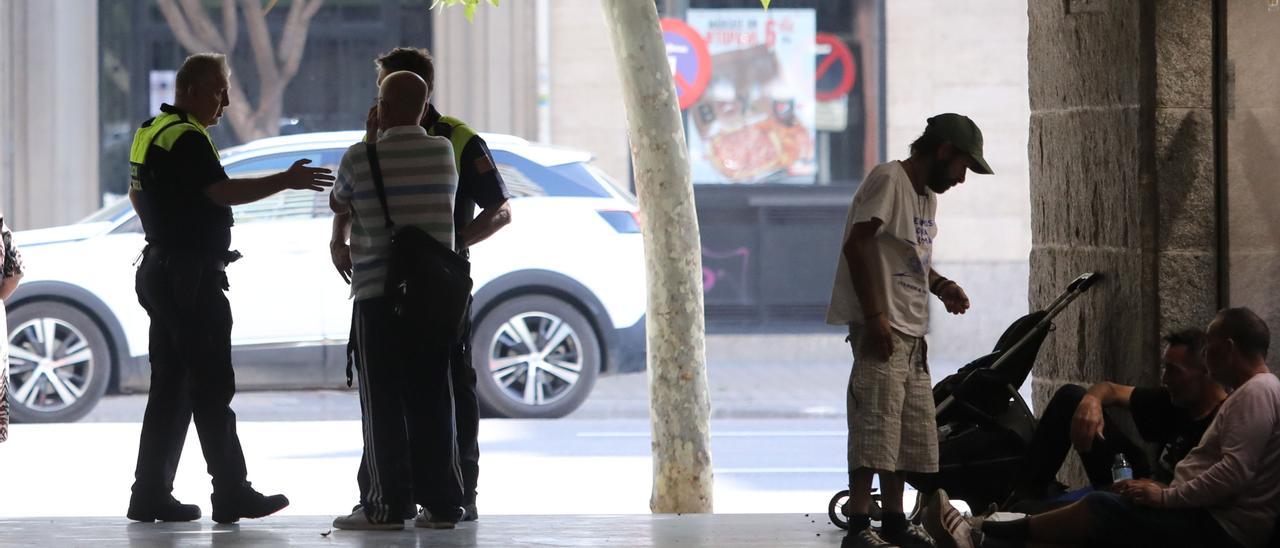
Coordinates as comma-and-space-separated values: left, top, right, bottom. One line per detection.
1067, 272, 1102, 293
1040, 272, 1102, 320
935, 271, 1103, 439
965, 271, 1102, 395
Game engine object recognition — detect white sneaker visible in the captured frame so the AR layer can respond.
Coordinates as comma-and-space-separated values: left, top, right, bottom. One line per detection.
332, 507, 404, 530
921, 489, 974, 548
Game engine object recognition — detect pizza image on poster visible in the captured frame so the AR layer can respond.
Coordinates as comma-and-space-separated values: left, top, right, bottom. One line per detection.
687, 9, 816, 184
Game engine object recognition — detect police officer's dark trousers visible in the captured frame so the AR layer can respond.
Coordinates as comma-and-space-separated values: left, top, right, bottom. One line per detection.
450, 299, 480, 505
352, 296, 463, 523
132, 249, 248, 496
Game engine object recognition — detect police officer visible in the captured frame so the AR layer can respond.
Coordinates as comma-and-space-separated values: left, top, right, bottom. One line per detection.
126, 53, 333, 524
330, 47, 510, 527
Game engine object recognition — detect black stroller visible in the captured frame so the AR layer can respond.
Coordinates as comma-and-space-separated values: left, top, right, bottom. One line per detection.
828, 272, 1102, 529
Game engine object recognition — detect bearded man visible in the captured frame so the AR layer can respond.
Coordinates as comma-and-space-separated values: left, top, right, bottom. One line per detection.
827, 113, 994, 548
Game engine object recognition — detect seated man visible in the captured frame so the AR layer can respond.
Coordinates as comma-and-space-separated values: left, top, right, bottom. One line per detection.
1004, 328, 1226, 512
932, 307, 1280, 548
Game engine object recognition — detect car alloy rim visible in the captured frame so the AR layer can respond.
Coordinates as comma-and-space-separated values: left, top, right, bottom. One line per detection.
488, 311, 583, 406
6, 318, 95, 413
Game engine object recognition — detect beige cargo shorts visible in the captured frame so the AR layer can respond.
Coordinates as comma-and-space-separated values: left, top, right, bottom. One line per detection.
845, 324, 939, 474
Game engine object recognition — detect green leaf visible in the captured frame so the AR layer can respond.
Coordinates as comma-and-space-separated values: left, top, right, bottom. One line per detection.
761, 0, 770, 8
489, 0, 500, 6
432, 0, 488, 23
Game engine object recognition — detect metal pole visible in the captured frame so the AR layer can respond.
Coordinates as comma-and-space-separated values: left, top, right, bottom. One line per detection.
662, 0, 688, 20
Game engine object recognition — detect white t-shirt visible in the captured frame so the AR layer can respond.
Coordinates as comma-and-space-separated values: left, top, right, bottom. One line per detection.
826, 160, 937, 336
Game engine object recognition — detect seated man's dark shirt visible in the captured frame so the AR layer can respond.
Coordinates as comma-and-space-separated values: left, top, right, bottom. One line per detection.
1129, 386, 1220, 484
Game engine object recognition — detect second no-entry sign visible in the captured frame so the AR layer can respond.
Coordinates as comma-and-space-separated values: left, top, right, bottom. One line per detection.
661, 18, 712, 110
815, 33, 856, 102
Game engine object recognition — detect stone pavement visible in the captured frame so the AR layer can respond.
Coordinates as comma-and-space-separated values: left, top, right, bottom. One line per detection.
577, 332, 852, 420
0, 514, 849, 547
576, 332, 978, 419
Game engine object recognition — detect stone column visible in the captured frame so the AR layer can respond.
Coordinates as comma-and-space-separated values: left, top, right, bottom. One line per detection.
0, 1, 13, 213
0, 0, 100, 229
1151, 1, 1217, 344
1028, 1, 1217, 484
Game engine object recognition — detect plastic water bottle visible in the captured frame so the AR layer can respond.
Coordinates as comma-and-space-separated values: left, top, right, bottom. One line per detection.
1112, 454, 1134, 482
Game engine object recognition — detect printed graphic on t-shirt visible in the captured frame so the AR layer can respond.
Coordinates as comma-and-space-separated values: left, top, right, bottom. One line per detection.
892, 215, 935, 295
915, 217, 935, 246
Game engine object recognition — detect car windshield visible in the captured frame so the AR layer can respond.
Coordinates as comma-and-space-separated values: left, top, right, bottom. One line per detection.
491, 150, 634, 201
78, 196, 134, 224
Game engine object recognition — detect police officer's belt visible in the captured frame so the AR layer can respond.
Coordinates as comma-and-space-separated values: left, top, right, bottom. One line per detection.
143, 245, 242, 272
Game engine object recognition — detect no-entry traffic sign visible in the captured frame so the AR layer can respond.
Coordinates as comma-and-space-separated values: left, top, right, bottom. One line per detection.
815, 33, 856, 102
661, 18, 712, 110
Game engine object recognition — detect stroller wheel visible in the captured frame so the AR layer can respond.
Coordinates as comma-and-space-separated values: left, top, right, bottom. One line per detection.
828, 490, 885, 530
828, 490, 850, 530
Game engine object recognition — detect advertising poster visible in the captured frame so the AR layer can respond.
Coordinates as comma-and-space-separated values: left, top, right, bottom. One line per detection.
686, 9, 817, 184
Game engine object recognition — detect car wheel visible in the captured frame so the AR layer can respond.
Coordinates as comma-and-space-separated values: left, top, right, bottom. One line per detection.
5, 301, 112, 423
473, 295, 600, 418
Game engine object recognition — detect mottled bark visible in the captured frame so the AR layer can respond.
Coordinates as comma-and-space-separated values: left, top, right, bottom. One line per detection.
600, 0, 713, 514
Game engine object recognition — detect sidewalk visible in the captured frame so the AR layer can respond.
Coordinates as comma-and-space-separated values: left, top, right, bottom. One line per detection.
0, 514, 848, 547
576, 333, 975, 419
0, 419, 854, 518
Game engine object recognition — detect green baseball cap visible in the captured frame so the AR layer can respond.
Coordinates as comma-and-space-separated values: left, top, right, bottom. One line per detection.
924, 113, 993, 175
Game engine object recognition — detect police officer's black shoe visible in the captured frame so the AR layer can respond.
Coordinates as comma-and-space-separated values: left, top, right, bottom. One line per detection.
211, 484, 289, 524
127, 493, 202, 522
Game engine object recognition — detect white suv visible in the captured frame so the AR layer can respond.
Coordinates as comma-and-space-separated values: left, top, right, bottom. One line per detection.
6, 131, 646, 422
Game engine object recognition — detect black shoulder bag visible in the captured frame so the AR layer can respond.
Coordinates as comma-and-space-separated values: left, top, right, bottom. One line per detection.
365, 142, 473, 344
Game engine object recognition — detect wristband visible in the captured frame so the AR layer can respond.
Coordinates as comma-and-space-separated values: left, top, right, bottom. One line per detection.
930, 278, 955, 295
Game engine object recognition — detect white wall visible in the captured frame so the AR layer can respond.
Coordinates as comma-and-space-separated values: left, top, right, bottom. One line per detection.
885, 0, 1032, 363
0, 0, 100, 230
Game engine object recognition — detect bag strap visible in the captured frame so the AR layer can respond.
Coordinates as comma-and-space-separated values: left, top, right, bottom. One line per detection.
364, 142, 395, 230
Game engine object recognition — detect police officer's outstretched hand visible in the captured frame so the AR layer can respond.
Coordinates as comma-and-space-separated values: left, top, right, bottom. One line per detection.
282, 159, 335, 191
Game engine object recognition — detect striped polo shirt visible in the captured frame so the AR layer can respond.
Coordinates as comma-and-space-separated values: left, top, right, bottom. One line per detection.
332, 125, 458, 301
